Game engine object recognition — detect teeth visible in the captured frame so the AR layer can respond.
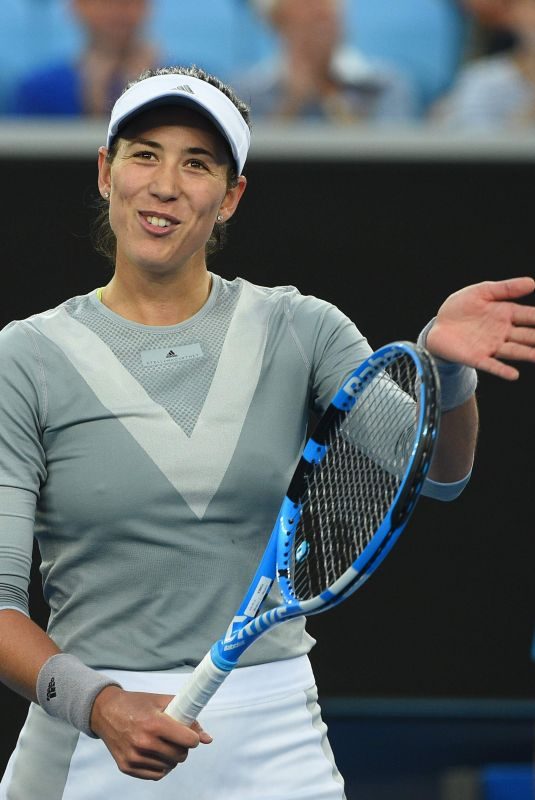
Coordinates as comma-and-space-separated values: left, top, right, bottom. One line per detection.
146, 216, 172, 228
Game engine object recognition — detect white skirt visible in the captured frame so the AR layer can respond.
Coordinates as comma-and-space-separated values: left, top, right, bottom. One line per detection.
1, 656, 346, 800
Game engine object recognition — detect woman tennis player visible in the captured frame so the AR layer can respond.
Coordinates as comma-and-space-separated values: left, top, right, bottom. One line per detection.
1, 65, 535, 799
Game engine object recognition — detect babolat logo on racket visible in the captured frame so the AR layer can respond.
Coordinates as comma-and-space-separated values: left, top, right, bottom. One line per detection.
342, 376, 363, 396
224, 615, 247, 643
342, 366, 375, 396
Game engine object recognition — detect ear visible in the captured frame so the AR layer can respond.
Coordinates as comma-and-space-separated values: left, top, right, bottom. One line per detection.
219, 175, 247, 223
97, 146, 112, 199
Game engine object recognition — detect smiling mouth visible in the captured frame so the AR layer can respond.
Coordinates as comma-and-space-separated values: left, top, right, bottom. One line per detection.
144, 214, 173, 228
138, 211, 180, 234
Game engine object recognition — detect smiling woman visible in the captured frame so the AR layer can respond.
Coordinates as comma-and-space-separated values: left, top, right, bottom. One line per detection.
1, 64, 535, 800
97, 103, 246, 324
91, 66, 250, 325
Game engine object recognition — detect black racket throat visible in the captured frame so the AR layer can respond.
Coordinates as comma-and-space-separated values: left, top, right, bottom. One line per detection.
287, 405, 345, 503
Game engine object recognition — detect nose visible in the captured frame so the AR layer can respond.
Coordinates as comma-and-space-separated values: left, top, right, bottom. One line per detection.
148, 166, 180, 202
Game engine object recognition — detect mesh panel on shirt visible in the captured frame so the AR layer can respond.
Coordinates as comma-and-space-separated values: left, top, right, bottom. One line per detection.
63, 280, 241, 437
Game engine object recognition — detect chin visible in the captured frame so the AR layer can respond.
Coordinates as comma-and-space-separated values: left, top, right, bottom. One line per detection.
121, 240, 207, 275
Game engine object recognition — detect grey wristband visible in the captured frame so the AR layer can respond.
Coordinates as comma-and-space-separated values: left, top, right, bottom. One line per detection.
36, 653, 121, 738
418, 319, 478, 411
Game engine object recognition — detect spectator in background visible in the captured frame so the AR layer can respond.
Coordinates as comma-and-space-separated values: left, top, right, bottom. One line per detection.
233, 0, 417, 123
432, 0, 535, 129
461, 0, 515, 58
9, 0, 161, 117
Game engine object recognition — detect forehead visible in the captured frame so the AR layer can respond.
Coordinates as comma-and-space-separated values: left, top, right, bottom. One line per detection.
117, 105, 231, 158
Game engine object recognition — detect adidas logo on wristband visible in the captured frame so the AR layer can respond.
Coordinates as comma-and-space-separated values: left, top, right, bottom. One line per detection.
46, 677, 57, 701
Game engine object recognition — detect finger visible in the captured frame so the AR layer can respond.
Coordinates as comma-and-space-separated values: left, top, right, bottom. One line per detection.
475, 356, 519, 381
155, 700, 212, 747
137, 744, 189, 766
191, 720, 213, 744
157, 714, 202, 749
129, 754, 182, 771
485, 277, 535, 301
495, 341, 535, 363
120, 764, 173, 782
508, 327, 535, 346
511, 306, 535, 326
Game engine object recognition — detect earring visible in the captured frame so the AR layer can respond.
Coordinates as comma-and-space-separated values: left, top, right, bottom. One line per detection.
217, 213, 224, 223
103, 191, 110, 199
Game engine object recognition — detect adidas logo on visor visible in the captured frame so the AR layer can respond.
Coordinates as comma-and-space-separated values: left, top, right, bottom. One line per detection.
173, 84, 194, 94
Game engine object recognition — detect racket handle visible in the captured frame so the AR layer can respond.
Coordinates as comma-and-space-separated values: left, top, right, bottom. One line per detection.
164, 652, 230, 725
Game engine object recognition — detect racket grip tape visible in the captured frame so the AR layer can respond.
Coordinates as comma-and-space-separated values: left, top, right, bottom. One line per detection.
164, 652, 230, 725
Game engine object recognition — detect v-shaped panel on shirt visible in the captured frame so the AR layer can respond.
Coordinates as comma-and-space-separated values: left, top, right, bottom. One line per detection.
30, 282, 271, 520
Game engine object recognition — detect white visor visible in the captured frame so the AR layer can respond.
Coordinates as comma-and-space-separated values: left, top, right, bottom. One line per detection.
107, 74, 250, 174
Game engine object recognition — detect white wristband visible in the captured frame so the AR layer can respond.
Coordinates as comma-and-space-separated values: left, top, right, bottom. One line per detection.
418, 319, 478, 411
36, 653, 121, 737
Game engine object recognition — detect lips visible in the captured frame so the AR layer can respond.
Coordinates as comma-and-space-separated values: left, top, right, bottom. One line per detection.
138, 210, 179, 235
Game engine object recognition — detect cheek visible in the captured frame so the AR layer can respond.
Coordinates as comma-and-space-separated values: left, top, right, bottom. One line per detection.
107, 204, 122, 240
112, 169, 138, 199
192, 184, 227, 217
108, 175, 140, 230
108, 196, 134, 241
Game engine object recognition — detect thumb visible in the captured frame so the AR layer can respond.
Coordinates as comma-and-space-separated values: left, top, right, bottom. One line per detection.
485, 277, 535, 301
191, 719, 213, 744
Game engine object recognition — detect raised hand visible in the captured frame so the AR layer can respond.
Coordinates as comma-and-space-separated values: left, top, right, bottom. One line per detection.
427, 277, 535, 380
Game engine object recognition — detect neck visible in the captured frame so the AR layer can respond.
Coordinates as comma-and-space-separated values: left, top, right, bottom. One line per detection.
100, 265, 213, 326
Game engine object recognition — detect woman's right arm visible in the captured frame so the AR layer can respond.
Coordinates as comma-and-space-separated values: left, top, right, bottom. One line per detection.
0, 609, 60, 701
0, 608, 212, 780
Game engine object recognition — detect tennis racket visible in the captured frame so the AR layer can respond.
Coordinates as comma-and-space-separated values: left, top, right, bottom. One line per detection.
165, 341, 440, 725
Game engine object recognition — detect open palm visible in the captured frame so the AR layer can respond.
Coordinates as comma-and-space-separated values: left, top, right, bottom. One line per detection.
427, 277, 535, 380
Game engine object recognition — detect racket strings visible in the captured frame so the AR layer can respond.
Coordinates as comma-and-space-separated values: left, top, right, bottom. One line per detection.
290, 356, 421, 601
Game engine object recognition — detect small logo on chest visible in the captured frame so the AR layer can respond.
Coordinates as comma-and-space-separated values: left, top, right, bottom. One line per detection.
140, 343, 204, 366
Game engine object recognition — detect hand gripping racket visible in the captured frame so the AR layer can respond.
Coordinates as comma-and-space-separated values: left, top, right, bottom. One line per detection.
165, 341, 440, 724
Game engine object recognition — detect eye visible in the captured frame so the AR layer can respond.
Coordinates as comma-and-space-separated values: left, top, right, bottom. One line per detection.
132, 150, 157, 160
187, 158, 208, 170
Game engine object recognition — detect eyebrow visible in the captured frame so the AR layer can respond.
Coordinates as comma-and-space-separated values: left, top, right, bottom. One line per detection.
127, 138, 219, 161
186, 146, 218, 160
127, 137, 163, 150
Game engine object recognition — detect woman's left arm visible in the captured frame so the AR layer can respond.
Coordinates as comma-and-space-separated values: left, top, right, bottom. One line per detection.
428, 396, 478, 483
424, 277, 535, 483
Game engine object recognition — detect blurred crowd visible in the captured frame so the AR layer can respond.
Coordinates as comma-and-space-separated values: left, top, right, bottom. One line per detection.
1, 0, 535, 131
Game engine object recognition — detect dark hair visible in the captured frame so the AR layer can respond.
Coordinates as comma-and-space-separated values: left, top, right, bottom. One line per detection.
92, 65, 251, 267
